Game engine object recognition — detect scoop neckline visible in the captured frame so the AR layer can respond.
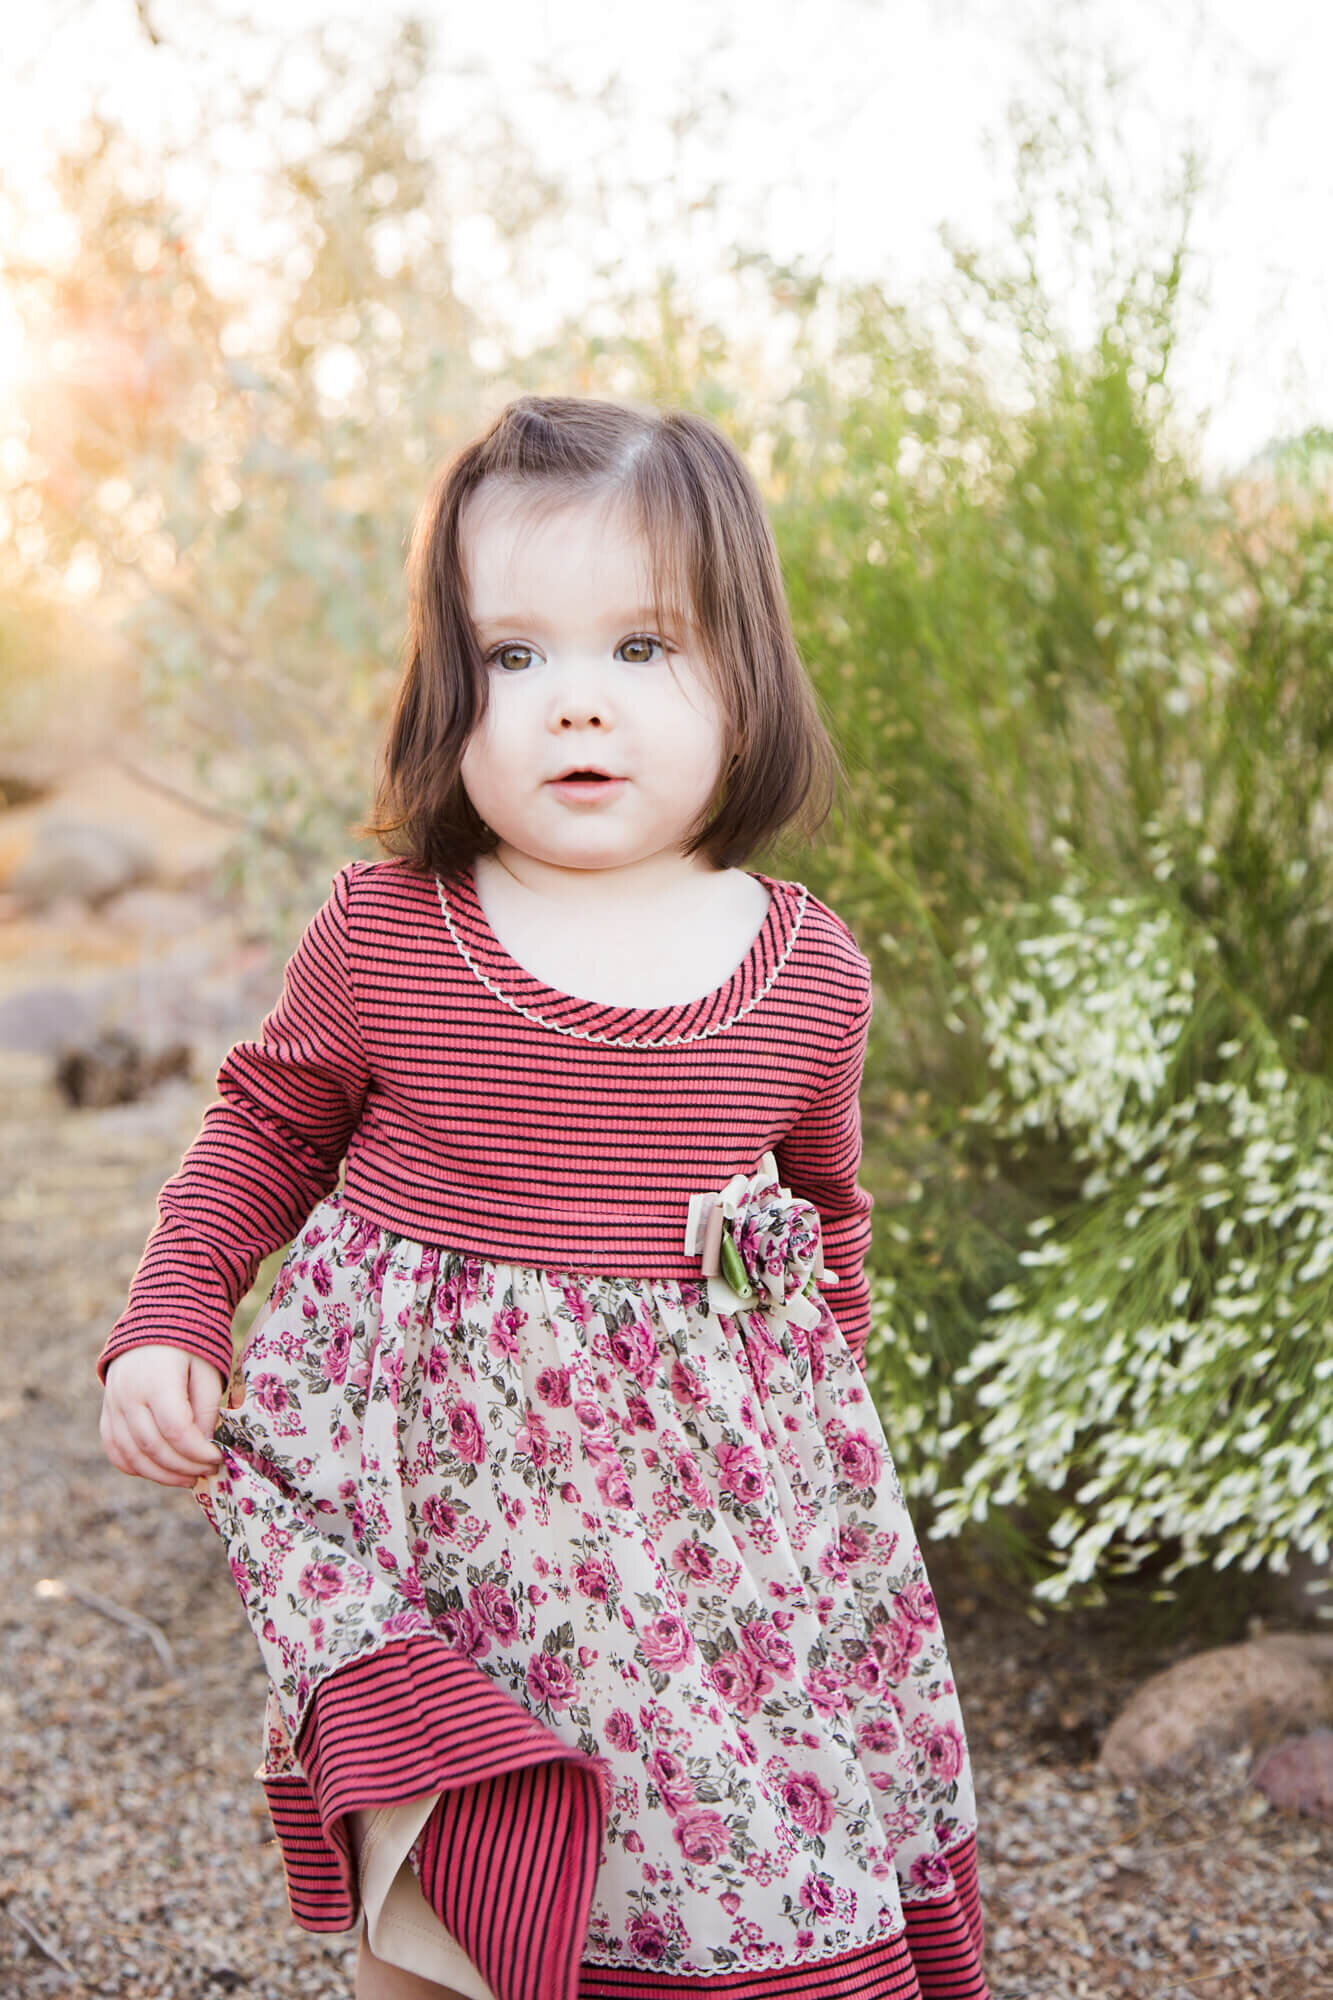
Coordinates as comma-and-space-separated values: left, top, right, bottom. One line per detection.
433, 864, 807, 1049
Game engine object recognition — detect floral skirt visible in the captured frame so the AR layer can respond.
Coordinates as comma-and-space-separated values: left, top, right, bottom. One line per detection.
195, 1190, 988, 2000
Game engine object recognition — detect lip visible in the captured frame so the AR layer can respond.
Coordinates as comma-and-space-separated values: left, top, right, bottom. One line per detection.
545, 772, 628, 803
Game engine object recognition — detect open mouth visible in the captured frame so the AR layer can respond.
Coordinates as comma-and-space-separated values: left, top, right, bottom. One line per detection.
546, 767, 627, 802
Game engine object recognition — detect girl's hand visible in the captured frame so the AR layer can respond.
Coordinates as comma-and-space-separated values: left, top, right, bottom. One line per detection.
100, 1344, 227, 1488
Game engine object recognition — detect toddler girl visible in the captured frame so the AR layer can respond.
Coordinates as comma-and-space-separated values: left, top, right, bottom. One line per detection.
98, 395, 989, 2000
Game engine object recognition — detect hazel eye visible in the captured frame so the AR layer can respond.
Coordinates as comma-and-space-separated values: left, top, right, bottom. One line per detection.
618, 635, 668, 664
489, 644, 536, 672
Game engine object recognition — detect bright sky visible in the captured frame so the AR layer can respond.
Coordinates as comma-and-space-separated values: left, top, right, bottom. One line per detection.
0, 0, 1328, 477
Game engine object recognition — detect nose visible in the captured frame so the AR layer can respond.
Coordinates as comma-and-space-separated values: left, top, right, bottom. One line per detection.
547, 658, 614, 732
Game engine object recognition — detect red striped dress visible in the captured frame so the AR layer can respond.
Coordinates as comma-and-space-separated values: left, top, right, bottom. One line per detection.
98, 857, 988, 2000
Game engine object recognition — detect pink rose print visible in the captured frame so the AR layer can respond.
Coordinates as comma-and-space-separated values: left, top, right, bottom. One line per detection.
605, 1708, 638, 1752
422, 1494, 458, 1539
380, 1345, 404, 1405
715, 1440, 766, 1505
626, 1911, 670, 1962
798, 1871, 837, 1918
515, 1409, 551, 1466
853, 1653, 885, 1695
835, 1429, 884, 1488
672, 1807, 731, 1864
804, 1665, 850, 1717
559, 1281, 595, 1327
437, 1606, 488, 1657
639, 1614, 696, 1672
573, 1558, 611, 1602
448, 1403, 486, 1465
469, 1581, 518, 1643
676, 1453, 708, 1505
536, 1365, 572, 1406
607, 1316, 658, 1385
783, 1771, 835, 1836
310, 1256, 333, 1297
527, 1650, 578, 1708
910, 1851, 955, 1890
381, 1609, 428, 1639
322, 1327, 351, 1385
740, 1619, 796, 1675
488, 1304, 525, 1360
925, 1723, 966, 1783
594, 1457, 634, 1508
342, 1215, 379, 1262
898, 1581, 938, 1627
574, 1398, 609, 1432
709, 1648, 774, 1718
878, 1605, 925, 1679
625, 1393, 656, 1431
647, 1747, 695, 1814
670, 1358, 708, 1406
672, 1538, 714, 1582
623, 1830, 645, 1855
249, 1374, 290, 1415
858, 1716, 900, 1754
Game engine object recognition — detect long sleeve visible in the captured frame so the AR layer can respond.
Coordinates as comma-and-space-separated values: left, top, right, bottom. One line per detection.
97, 864, 371, 1387
773, 960, 875, 1370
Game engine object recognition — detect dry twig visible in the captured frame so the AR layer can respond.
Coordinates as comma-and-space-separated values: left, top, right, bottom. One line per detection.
36, 1574, 177, 1672
6, 1902, 79, 1977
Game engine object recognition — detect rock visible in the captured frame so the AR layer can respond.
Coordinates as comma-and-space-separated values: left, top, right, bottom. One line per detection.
1250, 1728, 1333, 1822
10, 818, 156, 909
53, 1028, 194, 1108
100, 885, 217, 934
0, 755, 233, 896
1098, 1638, 1333, 1782
0, 984, 97, 1054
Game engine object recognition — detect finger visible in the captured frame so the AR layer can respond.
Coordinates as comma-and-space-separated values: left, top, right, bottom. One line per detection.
126, 1408, 220, 1478
186, 1357, 225, 1457
104, 1421, 202, 1487
156, 1377, 225, 1466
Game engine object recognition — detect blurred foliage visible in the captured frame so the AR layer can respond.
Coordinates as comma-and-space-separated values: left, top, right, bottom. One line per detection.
4, 18, 1332, 1611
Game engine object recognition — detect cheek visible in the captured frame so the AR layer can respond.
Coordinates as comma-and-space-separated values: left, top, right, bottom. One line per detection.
459, 727, 499, 810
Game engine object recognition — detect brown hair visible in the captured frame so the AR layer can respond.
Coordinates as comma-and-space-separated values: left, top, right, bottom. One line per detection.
351, 395, 839, 876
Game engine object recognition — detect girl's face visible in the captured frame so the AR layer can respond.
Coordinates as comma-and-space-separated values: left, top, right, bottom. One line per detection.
458, 483, 729, 877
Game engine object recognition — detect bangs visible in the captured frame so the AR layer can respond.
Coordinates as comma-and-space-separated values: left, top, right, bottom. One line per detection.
461, 475, 701, 657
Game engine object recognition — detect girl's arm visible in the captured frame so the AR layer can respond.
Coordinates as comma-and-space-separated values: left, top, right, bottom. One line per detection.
96, 864, 371, 1389
773, 970, 875, 1370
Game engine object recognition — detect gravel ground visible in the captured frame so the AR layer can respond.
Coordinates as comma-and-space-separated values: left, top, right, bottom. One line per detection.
2, 1043, 1330, 2000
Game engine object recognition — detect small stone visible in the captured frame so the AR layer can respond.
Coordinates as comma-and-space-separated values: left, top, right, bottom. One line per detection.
1250, 1728, 1333, 1823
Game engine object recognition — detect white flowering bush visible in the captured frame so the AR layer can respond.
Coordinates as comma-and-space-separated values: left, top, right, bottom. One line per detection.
910, 871, 1333, 1606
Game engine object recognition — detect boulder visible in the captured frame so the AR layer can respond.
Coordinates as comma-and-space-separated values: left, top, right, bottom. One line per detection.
9, 817, 156, 908
53, 1027, 194, 1108
0, 983, 97, 1054
1250, 1728, 1333, 1822
1098, 1637, 1333, 1782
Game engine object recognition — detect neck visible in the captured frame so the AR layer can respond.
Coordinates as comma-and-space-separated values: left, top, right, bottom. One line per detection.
482, 844, 719, 910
